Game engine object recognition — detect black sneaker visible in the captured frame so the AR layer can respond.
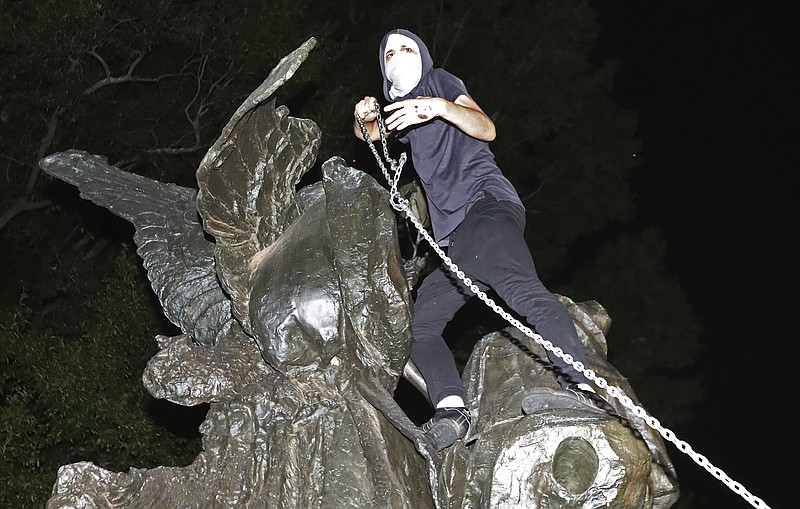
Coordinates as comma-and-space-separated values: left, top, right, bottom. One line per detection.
521, 386, 612, 415
422, 407, 471, 451
566, 385, 615, 413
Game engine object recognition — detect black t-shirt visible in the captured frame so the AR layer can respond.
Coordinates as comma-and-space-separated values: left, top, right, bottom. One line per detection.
396, 68, 522, 244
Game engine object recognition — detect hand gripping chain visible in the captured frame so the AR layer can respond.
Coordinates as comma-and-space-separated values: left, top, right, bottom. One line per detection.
356, 107, 772, 509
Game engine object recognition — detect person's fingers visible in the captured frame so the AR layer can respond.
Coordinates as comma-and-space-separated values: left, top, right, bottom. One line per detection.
355, 98, 377, 120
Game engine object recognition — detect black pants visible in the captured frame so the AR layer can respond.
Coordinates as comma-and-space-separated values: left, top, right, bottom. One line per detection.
410, 195, 591, 406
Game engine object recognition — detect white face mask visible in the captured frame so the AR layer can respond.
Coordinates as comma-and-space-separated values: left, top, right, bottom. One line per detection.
384, 34, 422, 99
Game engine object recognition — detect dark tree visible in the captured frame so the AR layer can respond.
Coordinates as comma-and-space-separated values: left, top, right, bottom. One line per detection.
0, 1, 704, 507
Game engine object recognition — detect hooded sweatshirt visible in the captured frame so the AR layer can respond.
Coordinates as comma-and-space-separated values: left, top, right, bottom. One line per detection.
378, 28, 522, 245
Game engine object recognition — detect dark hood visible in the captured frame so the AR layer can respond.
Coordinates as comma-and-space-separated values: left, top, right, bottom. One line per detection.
378, 29, 434, 102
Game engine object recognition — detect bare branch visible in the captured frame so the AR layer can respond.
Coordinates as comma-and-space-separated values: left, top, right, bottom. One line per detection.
0, 198, 52, 232
438, 5, 473, 68
0, 108, 61, 232
0, 153, 28, 168
147, 55, 233, 157
348, 0, 365, 25
83, 49, 187, 95
519, 167, 569, 204
512, 39, 542, 80
112, 156, 141, 169
108, 17, 136, 34
185, 55, 209, 147
29, 108, 63, 191
495, 133, 537, 155
146, 145, 208, 156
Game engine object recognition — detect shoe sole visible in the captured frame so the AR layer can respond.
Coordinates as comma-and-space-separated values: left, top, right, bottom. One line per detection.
521, 387, 607, 415
425, 419, 467, 451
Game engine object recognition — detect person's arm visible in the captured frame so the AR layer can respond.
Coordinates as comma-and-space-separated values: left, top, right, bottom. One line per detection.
383, 94, 496, 141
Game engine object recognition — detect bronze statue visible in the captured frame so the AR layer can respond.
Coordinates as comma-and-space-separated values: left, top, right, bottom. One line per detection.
40, 38, 678, 508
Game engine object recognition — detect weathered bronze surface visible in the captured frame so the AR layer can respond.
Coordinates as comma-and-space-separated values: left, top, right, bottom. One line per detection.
40, 38, 678, 508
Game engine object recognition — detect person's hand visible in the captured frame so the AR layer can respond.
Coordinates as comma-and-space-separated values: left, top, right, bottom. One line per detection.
354, 96, 378, 122
384, 97, 443, 131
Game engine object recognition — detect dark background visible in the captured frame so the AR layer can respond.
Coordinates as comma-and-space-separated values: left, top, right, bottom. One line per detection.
1, 1, 796, 507
593, 2, 796, 507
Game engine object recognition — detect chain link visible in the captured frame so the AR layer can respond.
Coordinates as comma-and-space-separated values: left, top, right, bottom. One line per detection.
355, 109, 772, 509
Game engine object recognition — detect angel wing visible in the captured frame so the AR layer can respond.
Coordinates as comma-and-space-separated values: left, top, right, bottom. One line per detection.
39, 150, 232, 346
195, 37, 321, 334
37, 37, 320, 344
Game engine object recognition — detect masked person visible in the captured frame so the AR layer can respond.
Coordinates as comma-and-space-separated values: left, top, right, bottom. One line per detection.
354, 28, 605, 451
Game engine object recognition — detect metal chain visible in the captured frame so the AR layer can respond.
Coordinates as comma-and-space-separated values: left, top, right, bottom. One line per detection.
355, 108, 771, 509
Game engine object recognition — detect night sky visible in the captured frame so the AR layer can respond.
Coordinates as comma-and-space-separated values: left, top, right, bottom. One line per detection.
592, 3, 796, 507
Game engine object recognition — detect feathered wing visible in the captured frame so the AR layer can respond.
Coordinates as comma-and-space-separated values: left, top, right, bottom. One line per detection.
195, 37, 321, 334
39, 150, 232, 346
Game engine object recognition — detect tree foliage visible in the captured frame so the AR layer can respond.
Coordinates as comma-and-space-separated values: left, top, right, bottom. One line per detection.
0, 0, 705, 506
0, 248, 201, 509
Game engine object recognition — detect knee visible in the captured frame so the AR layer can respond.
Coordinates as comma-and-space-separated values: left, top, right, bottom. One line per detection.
412, 309, 447, 339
